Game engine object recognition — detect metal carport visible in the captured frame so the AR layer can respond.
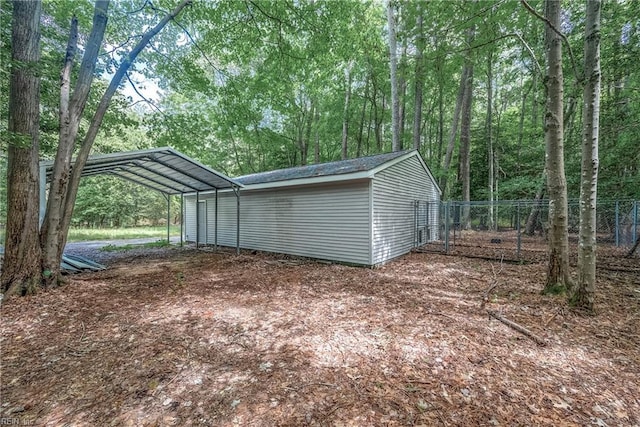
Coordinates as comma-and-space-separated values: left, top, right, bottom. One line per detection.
39, 147, 243, 253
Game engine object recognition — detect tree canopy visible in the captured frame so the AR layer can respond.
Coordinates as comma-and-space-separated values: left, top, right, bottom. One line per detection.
1, 0, 638, 204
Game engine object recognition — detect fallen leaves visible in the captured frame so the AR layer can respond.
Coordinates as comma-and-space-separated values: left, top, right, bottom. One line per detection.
0, 249, 638, 426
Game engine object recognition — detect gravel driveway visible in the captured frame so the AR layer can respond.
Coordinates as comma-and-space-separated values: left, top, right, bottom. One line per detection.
63, 236, 183, 265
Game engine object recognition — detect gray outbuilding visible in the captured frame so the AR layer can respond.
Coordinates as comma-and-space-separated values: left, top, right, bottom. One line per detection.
184, 150, 441, 266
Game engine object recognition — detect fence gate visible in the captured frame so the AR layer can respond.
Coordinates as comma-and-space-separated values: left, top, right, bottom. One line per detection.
414, 200, 442, 251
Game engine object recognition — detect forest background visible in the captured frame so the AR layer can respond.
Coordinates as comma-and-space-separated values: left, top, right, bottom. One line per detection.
0, 0, 637, 228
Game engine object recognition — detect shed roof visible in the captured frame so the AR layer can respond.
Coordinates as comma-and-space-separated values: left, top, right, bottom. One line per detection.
40, 147, 242, 195
237, 150, 414, 186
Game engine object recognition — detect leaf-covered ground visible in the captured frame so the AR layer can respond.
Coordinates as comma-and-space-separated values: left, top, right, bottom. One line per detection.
1, 248, 638, 426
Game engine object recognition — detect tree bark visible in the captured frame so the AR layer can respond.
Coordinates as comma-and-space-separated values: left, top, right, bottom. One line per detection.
40, 0, 110, 287
543, 0, 573, 294
1, 0, 42, 296
574, 0, 601, 311
387, 0, 400, 151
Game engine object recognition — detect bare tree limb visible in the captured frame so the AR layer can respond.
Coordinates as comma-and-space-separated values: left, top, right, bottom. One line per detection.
171, 18, 226, 78
520, 0, 582, 82
125, 72, 163, 114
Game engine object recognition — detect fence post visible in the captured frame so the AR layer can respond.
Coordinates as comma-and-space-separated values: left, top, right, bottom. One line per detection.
444, 201, 450, 253
615, 200, 620, 247
634, 200, 638, 247
517, 202, 521, 259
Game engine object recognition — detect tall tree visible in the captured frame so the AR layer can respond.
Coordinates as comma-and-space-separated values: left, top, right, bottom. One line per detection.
486, 49, 495, 230
341, 63, 352, 160
574, 0, 601, 310
387, 0, 400, 151
1, 0, 42, 296
459, 26, 475, 229
2, 0, 192, 294
40, 0, 110, 287
542, 0, 573, 294
412, 6, 424, 151
440, 65, 468, 195
40, 0, 191, 287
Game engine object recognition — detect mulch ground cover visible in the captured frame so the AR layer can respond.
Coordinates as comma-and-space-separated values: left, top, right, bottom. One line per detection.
1, 247, 638, 426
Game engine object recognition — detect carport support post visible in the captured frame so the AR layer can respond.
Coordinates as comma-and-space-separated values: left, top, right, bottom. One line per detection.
180, 194, 183, 247
196, 191, 200, 249
214, 188, 218, 251
233, 186, 240, 254
166, 194, 170, 243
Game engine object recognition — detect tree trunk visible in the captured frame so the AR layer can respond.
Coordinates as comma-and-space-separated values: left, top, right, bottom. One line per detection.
460, 27, 475, 229
314, 105, 320, 163
440, 65, 468, 195
40, 1, 109, 287
303, 102, 313, 165
517, 80, 533, 173
41, 0, 192, 287
1, 0, 42, 296
341, 64, 352, 160
486, 50, 495, 231
387, 0, 400, 152
412, 9, 424, 151
543, 0, 573, 294
357, 81, 368, 157
574, 0, 601, 311
399, 40, 407, 151
296, 110, 306, 167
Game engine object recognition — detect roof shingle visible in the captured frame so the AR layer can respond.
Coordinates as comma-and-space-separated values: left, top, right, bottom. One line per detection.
236, 150, 414, 185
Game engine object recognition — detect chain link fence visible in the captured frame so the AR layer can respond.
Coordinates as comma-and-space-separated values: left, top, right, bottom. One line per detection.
416, 199, 639, 262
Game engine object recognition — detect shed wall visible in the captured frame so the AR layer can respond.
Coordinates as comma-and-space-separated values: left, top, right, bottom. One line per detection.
184, 197, 196, 242
186, 180, 372, 265
372, 155, 440, 264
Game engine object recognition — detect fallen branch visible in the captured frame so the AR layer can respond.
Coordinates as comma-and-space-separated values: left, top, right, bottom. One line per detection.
487, 310, 548, 346
480, 256, 503, 309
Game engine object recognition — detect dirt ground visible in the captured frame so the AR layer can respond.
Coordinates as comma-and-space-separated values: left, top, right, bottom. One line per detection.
1, 247, 638, 426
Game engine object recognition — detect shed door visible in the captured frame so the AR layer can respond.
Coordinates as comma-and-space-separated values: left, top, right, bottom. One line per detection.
198, 201, 207, 243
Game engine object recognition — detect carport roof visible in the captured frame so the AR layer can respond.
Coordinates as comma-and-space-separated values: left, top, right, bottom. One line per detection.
40, 147, 242, 195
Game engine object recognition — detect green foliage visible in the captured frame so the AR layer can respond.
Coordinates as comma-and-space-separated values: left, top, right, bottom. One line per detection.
2, 0, 638, 232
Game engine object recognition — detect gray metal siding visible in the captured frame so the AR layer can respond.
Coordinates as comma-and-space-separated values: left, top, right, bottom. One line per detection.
372, 155, 440, 264
185, 181, 371, 265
